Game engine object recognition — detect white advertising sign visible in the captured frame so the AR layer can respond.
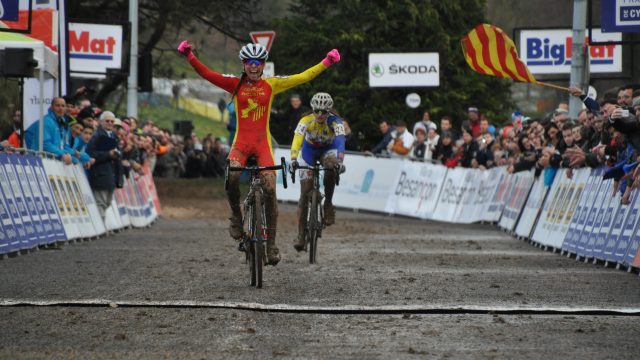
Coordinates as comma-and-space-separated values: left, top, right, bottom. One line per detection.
369, 53, 439, 87
519, 29, 622, 74
514, 177, 547, 239
23, 77, 55, 131
69, 22, 124, 75
432, 167, 468, 223
385, 161, 447, 219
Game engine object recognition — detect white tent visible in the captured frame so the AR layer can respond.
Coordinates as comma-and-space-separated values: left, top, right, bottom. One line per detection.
0, 32, 58, 151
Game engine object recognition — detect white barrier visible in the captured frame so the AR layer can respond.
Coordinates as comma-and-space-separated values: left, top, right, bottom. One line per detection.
273, 148, 640, 269
385, 160, 447, 219
4, 149, 639, 269
498, 170, 536, 232
0, 152, 161, 254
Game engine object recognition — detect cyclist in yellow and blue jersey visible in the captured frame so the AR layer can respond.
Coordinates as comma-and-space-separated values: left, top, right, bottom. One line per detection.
289, 92, 346, 252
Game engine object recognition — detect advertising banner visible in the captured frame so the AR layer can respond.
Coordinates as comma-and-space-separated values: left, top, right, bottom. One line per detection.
602, 0, 640, 33
432, 167, 468, 223
3, 153, 37, 247
42, 158, 81, 240
456, 168, 499, 223
69, 22, 124, 75
499, 170, 535, 231
604, 191, 637, 262
10, 154, 46, 244
562, 168, 599, 253
32, 157, 66, 241
113, 188, 131, 227
22, 156, 54, 243
578, 175, 609, 258
575, 170, 606, 257
514, 177, 547, 238
592, 191, 621, 261
104, 193, 124, 231
72, 165, 106, 236
532, 169, 586, 248
518, 29, 622, 74
485, 168, 510, 222
0, 154, 25, 253
614, 191, 640, 263
368, 52, 440, 87
334, 154, 402, 213
384, 161, 446, 219
0, 0, 20, 22
625, 223, 640, 267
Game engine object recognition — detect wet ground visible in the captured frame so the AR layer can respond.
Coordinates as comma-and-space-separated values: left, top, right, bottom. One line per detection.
0, 186, 639, 359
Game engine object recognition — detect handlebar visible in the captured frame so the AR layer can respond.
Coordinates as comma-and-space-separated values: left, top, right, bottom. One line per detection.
290, 162, 341, 186
224, 157, 288, 190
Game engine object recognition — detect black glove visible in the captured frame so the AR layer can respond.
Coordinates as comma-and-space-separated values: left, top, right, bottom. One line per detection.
289, 159, 299, 175
338, 163, 346, 174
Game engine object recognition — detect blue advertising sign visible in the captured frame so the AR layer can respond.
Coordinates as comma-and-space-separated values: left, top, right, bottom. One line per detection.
0, 0, 20, 22
602, 0, 640, 33
614, 206, 639, 263
0, 154, 26, 253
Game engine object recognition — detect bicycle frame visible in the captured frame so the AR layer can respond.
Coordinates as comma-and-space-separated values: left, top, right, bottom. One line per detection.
290, 159, 340, 263
224, 157, 288, 287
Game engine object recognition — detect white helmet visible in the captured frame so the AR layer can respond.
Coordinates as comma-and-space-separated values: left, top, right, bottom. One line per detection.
238, 43, 268, 61
310, 92, 334, 111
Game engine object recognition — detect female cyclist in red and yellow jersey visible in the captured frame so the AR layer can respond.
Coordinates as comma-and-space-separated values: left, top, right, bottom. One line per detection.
177, 40, 340, 265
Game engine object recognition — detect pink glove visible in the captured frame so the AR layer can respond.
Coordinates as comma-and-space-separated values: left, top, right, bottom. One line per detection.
322, 49, 340, 67
177, 40, 195, 61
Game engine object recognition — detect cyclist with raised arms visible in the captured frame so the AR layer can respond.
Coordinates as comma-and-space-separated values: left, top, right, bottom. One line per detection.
289, 92, 346, 252
177, 40, 340, 266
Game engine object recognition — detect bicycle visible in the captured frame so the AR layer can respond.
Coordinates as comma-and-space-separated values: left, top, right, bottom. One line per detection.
291, 160, 341, 264
224, 157, 288, 288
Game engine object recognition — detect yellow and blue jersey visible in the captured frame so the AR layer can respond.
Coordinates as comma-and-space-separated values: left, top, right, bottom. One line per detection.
290, 113, 345, 163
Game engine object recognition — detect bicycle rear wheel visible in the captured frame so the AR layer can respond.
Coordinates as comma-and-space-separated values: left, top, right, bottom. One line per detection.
308, 191, 320, 264
254, 192, 264, 288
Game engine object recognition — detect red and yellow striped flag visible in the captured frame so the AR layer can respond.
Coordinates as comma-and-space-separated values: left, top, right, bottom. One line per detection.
461, 24, 537, 84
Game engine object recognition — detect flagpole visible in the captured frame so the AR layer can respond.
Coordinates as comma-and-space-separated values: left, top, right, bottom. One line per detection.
536, 81, 572, 93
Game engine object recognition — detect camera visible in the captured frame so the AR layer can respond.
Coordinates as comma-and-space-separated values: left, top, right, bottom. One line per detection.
621, 109, 630, 117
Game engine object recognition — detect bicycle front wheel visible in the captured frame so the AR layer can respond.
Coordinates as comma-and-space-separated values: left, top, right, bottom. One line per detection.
308, 191, 320, 264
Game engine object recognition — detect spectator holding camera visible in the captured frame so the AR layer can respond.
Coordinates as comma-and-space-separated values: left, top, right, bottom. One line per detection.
386, 119, 414, 158
86, 111, 122, 219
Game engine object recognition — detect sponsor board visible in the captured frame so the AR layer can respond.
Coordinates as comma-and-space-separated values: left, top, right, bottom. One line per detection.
369, 53, 439, 87
519, 29, 622, 74
69, 22, 124, 75
385, 161, 446, 219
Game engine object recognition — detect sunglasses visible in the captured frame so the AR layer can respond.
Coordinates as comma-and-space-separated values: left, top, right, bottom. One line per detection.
313, 109, 329, 115
104, 119, 115, 123
243, 59, 265, 66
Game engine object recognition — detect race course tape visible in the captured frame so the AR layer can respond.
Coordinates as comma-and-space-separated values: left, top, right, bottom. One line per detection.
2, 298, 640, 316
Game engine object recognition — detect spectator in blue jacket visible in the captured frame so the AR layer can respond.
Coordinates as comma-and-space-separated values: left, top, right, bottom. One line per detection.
367, 120, 395, 156
25, 97, 73, 165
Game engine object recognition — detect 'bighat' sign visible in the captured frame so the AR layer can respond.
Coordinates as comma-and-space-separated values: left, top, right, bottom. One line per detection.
69, 22, 124, 76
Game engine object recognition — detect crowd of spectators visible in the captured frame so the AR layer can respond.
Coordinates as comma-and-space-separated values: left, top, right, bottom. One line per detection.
364, 84, 640, 206
3, 83, 640, 208
0, 91, 230, 217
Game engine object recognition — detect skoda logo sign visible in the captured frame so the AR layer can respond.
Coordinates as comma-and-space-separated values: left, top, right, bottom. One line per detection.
370, 63, 384, 77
